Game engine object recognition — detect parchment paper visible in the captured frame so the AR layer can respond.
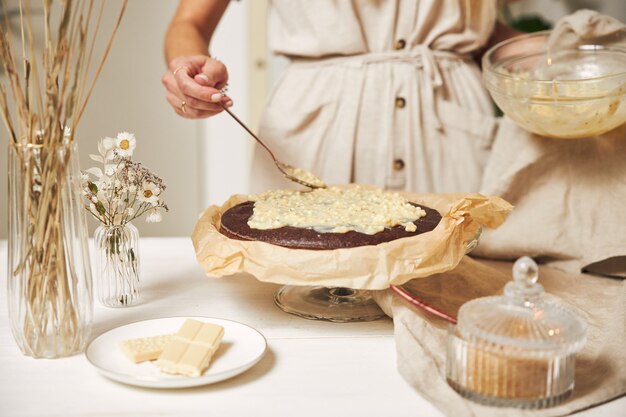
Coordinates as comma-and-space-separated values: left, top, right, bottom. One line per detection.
192, 192, 512, 290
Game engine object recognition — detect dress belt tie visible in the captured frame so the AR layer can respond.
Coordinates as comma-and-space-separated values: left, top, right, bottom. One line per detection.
289, 47, 471, 130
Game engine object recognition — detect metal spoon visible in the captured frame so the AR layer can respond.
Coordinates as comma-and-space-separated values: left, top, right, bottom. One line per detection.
219, 103, 326, 189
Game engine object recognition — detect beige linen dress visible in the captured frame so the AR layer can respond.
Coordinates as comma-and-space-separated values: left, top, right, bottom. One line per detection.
251, 0, 499, 194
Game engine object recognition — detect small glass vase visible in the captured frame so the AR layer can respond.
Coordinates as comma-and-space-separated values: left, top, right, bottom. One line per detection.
7, 141, 93, 358
94, 223, 140, 307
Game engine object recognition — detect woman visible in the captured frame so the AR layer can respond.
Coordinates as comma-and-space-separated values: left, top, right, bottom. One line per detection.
162, 0, 519, 193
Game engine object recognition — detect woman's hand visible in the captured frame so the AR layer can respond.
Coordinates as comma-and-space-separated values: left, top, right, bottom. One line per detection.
162, 54, 233, 119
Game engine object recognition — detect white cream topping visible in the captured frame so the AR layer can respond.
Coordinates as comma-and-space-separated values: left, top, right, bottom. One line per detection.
287, 166, 327, 188
248, 186, 426, 235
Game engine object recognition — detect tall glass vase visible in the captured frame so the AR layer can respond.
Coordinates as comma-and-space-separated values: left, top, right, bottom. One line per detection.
94, 223, 140, 307
7, 141, 93, 358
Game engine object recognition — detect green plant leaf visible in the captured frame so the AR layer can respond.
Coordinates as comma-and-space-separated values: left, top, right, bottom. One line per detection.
510, 15, 552, 33
95, 201, 106, 216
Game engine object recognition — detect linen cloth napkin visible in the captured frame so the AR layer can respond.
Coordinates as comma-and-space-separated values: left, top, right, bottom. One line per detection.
547, 9, 626, 50
473, 119, 626, 276
372, 256, 626, 417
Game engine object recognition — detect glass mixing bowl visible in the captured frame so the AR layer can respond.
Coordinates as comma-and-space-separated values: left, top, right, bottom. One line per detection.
482, 30, 626, 139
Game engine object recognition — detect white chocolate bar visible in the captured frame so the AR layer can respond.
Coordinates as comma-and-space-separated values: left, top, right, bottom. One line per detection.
120, 334, 174, 363
157, 319, 224, 377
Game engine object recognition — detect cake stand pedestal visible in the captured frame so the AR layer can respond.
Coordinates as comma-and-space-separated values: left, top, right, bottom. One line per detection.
274, 286, 386, 322
273, 227, 482, 323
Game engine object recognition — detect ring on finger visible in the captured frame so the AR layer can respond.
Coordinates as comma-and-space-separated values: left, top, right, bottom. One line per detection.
181, 100, 187, 113
173, 66, 186, 77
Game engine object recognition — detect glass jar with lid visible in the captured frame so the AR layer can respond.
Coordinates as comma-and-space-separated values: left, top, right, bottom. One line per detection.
446, 257, 587, 409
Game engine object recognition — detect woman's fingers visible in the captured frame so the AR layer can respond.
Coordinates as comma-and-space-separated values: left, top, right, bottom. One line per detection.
199, 57, 229, 89
175, 68, 226, 103
165, 91, 220, 119
163, 55, 233, 118
163, 71, 228, 116
195, 58, 233, 104
180, 94, 230, 112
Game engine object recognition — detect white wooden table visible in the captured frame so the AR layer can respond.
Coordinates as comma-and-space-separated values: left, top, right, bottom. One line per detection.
0, 238, 624, 417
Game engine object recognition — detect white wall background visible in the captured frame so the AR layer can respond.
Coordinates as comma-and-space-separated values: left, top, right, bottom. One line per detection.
77, 0, 205, 238
201, 1, 252, 209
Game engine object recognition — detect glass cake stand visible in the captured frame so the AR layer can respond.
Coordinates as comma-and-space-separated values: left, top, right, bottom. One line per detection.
274, 286, 385, 322
273, 228, 482, 322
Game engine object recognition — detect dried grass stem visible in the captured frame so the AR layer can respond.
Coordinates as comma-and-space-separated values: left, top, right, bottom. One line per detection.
1, 0, 128, 357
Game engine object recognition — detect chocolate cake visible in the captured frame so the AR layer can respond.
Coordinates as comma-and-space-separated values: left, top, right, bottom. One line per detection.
219, 201, 442, 250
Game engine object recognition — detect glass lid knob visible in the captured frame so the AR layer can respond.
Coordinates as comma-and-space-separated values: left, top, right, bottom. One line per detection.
505, 256, 543, 301
513, 256, 539, 286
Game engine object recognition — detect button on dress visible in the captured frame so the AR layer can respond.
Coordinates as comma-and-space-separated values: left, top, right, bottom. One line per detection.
251, 0, 500, 193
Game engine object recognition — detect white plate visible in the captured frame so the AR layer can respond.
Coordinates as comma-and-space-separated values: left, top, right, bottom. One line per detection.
85, 316, 267, 389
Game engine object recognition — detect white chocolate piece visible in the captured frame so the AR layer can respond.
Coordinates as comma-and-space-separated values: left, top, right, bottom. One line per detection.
120, 334, 174, 363
157, 339, 189, 373
176, 344, 214, 377
176, 319, 203, 340
195, 322, 225, 347
157, 319, 224, 377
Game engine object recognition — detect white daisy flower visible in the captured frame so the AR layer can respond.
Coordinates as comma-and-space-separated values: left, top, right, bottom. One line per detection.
146, 210, 163, 223
83, 130, 168, 226
115, 132, 136, 157
138, 182, 160, 206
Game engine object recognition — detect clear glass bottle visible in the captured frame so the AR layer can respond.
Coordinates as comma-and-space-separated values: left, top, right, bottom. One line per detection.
446, 257, 587, 409
94, 222, 140, 307
7, 142, 93, 358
